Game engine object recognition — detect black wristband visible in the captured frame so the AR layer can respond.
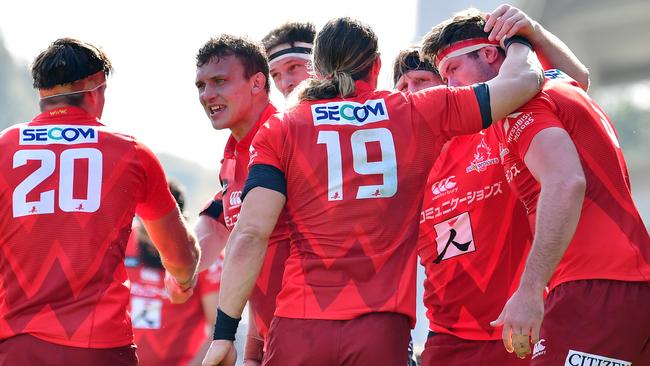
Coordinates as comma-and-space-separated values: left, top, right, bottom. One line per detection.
213, 308, 241, 341
503, 35, 532, 51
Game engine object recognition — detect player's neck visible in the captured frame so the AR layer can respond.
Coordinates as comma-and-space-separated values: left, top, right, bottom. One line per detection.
230, 97, 271, 142
41, 102, 75, 113
40, 100, 99, 119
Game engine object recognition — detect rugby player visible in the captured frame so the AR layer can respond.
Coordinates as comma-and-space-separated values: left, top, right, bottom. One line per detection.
421, 6, 650, 365
0, 38, 199, 365
400, 5, 591, 365
202, 16, 542, 366
192, 35, 292, 365
127, 181, 221, 366
262, 22, 316, 98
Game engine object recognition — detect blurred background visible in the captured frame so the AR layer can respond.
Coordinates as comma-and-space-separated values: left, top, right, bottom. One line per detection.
1, 0, 648, 357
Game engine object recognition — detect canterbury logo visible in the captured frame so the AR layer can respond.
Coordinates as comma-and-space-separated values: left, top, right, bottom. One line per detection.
431, 176, 456, 196
533, 339, 546, 359
229, 191, 242, 207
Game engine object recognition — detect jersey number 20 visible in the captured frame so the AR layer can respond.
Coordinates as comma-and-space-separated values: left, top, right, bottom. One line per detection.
318, 128, 397, 201
12, 148, 103, 217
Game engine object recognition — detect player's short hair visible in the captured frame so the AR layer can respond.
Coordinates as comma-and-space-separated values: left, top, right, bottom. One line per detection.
196, 34, 270, 93
167, 180, 186, 213
420, 8, 504, 65
392, 47, 439, 86
32, 38, 112, 107
298, 17, 378, 101
262, 22, 316, 54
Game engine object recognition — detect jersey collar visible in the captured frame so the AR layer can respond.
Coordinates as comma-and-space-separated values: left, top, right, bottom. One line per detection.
224, 103, 277, 158
30, 107, 103, 126
354, 80, 374, 96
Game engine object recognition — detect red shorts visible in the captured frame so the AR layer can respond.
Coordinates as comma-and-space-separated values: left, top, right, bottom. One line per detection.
262, 312, 411, 366
0, 334, 137, 366
532, 280, 650, 366
421, 332, 530, 366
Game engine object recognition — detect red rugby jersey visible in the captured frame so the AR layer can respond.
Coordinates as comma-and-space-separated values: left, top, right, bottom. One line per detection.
127, 258, 222, 365
202, 103, 291, 340
418, 127, 532, 340
495, 70, 650, 290
0, 107, 177, 348
249, 81, 486, 325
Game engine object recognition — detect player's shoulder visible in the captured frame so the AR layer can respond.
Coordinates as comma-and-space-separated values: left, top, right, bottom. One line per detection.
541, 70, 593, 110
96, 124, 139, 143
543, 69, 584, 94
0, 122, 24, 141
543, 69, 580, 84
406, 85, 467, 107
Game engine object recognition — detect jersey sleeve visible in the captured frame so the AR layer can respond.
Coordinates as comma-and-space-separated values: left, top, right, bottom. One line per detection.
409, 84, 487, 138
134, 142, 177, 220
501, 92, 563, 158
199, 191, 226, 226
248, 115, 285, 171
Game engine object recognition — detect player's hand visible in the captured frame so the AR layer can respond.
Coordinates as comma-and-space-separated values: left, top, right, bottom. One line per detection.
243, 360, 261, 366
490, 288, 544, 359
164, 271, 195, 304
202, 340, 237, 366
484, 4, 539, 42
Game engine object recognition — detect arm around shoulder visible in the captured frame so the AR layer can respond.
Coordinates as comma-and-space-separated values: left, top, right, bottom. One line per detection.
485, 42, 543, 122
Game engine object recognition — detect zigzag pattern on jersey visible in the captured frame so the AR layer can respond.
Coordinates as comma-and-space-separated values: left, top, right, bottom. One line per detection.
249, 238, 291, 337
578, 151, 650, 270
0, 137, 143, 340
133, 314, 202, 364
423, 196, 530, 336
275, 106, 438, 314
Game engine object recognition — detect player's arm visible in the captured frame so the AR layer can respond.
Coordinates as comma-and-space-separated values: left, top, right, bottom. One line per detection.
195, 214, 230, 272
484, 42, 543, 123
202, 167, 286, 366
218, 185, 284, 327
491, 127, 585, 358
484, 4, 590, 90
142, 208, 200, 288
243, 307, 264, 365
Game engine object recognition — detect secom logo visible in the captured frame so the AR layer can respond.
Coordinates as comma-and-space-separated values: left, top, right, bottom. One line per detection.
311, 99, 389, 126
20, 125, 98, 145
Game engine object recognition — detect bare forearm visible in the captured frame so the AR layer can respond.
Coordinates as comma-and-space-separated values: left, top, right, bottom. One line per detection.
488, 43, 543, 121
195, 218, 229, 272
519, 180, 585, 292
161, 235, 200, 285
529, 23, 590, 91
219, 231, 268, 318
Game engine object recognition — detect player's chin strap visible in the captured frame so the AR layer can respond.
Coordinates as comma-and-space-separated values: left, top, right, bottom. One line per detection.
268, 42, 312, 66
38, 71, 107, 100
213, 308, 241, 341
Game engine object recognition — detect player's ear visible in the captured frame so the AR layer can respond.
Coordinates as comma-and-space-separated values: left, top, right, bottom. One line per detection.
481, 46, 501, 64
250, 72, 267, 95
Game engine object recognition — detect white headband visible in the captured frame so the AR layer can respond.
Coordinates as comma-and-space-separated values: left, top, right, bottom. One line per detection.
268, 42, 313, 66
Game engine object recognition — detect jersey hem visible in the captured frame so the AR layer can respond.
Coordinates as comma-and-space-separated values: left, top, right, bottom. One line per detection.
26, 332, 134, 349
549, 274, 650, 292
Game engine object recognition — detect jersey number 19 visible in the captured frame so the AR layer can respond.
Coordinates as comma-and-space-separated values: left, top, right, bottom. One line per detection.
317, 128, 397, 201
